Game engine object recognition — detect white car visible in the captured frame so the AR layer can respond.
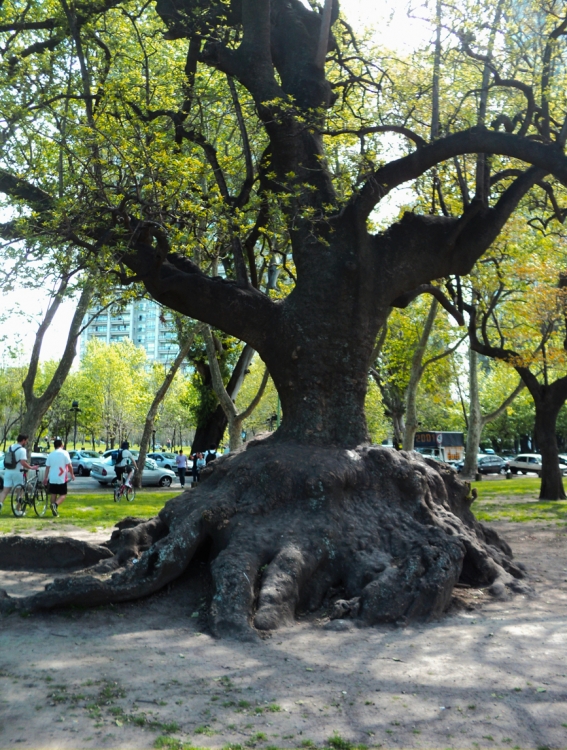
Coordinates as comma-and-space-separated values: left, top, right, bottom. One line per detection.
507, 453, 567, 477
90, 456, 176, 487
68, 449, 103, 476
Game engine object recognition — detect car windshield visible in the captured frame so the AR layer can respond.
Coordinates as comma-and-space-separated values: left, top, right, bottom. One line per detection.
162, 452, 176, 459
145, 458, 157, 469
80, 451, 100, 458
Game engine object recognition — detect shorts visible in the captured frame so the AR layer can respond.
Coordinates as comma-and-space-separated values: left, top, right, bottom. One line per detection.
48, 482, 67, 496
3, 468, 24, 488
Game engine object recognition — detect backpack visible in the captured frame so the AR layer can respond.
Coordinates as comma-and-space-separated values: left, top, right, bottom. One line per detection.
109, 449, 123, 466
4, 445, 19, 469
205, 450, 217, 465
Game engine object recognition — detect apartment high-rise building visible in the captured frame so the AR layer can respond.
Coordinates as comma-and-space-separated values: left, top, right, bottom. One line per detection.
79, 299, 180, 364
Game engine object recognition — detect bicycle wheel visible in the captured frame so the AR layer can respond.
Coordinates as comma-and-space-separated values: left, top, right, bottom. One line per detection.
113, 485, 120, 503
11, 484, 26, 517
33, 485, 48, 517
125, 486, 135, 502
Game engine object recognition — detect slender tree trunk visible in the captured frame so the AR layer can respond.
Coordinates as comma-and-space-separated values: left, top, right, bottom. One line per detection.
191, 344, 255, 452
534, 396, 566, 500
204, 327, 270, 451
462, 348, 483, 480
135, 324, 203, 488
403, 298, 438, 450
21, 281, 94, 447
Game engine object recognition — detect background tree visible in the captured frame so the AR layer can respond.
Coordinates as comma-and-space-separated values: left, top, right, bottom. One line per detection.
464, 229, 567, 498
460, 347, 524, 479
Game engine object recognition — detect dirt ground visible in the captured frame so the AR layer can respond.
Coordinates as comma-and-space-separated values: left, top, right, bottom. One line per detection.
1, 521, 567, 750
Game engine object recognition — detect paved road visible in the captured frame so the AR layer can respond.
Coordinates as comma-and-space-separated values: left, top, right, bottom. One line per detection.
69, 475, 187, 493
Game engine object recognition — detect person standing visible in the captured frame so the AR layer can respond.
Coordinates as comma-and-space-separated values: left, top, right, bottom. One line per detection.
44, 438, 75, 516
175, 449, 188, 488
0, 434, 39, 513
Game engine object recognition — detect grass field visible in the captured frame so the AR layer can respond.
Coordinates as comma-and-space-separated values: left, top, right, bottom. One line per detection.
0, 476, 565, 534
472, 476, 567, 524
0, 489, 179, 534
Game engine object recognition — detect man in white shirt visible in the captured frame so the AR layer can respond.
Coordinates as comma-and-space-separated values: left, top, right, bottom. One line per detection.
0, 433, 39, 513
44, 439, 75, 516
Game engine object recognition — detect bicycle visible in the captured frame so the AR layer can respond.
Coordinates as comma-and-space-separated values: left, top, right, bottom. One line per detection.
11, 468, 48, 518
113, 470, 136, 503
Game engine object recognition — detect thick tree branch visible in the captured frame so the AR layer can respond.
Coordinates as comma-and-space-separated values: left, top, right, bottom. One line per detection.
355, 129, 567, 219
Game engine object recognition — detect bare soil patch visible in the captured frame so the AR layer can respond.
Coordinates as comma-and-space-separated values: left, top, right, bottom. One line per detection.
1, 521, 567, 750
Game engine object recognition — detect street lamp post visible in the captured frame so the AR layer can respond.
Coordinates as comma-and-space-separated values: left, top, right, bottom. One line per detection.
71, 400, 81, 450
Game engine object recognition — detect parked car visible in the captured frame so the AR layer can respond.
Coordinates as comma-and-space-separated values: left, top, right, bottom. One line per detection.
147, 452, 178, 471
477, 454, 507, 474
90, 456, 176, 487
453, 454, 507, 475
507, 453, 567, 477
68, 449, 102, 476
0, 453, 47, 489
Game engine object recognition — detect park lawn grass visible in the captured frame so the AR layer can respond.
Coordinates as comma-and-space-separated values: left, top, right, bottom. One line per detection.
1, 476, 565, 532
471, 476, 567, 524
0, 490, 179, 534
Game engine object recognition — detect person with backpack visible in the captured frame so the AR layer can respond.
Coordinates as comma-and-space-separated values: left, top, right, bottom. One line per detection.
114, 441, 138, 487
43, 438, 75, 516
205, 444, 218, 465
112, 440, 138, 487
0, 434, 40, 513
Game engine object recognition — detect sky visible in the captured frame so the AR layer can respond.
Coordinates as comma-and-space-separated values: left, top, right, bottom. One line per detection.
3, 0, 431, 366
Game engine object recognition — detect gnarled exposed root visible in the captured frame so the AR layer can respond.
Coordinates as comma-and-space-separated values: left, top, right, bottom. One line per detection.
0, 442, 529, 634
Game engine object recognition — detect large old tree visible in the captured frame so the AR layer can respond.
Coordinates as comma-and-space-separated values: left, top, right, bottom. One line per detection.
1, 0, 567, 634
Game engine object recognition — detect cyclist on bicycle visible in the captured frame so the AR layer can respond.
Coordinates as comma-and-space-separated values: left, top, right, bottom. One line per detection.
115, 441, 138, 487
0, 433, 39, 513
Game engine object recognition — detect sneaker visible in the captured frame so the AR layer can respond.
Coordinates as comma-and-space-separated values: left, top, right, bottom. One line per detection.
51, 502, 59, 517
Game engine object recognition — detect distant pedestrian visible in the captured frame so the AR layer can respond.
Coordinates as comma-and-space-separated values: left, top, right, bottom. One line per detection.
176, 449, 188, 488
44, 438, 75, 516
191, 452, 205, 486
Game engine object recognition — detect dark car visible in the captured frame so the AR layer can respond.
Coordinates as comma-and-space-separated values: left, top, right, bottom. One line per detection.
454, 454, 507, 475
